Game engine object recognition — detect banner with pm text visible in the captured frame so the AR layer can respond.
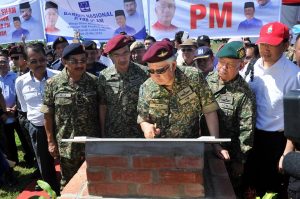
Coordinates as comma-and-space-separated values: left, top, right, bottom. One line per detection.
148, 0, 282, 40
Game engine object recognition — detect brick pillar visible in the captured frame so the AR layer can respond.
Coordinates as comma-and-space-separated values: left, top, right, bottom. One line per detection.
85, 140, 205, 198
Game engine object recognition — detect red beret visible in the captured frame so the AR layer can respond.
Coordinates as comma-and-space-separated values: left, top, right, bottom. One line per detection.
104, 35, 133, 54
142, 40, 174, 63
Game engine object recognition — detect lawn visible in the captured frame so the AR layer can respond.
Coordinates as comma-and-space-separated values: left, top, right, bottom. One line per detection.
0, 133, 36, 199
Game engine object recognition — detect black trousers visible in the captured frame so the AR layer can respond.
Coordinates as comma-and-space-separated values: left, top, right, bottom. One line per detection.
3, 121, 34, 164
28, 123, 60, 195
247, 129, 288, 198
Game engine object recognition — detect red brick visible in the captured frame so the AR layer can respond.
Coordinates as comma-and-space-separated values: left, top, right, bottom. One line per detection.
88, 183, 129, 196
111, 169, 152, 183
86, 168, 106, 182
176, 156, 203, 169
133, 156, 176, 169
62, 162, 87, 194
138, 184, 179, 198
86, 155, 128, 168
183, 184, 205, 198
159, 170, 203, 184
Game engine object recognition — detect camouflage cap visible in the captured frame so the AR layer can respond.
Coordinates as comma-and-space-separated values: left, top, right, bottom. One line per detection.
142, 40, 174, 63
216, 41, 245, 59
179, 39, 198, 48
130, 41, 145, 52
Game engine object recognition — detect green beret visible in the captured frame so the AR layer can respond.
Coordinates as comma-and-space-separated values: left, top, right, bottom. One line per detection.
216, 41, 245, 59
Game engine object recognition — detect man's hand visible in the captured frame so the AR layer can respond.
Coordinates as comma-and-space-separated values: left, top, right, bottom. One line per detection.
48, 141, 59, 158
140, 122, 160, 139
213, 144, 230, 160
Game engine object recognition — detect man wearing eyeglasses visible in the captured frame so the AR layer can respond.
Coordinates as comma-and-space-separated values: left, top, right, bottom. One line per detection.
179, 39, 198, 66
201, 41, 256, 197
41, 43, 100, 189
15, 43, 60, 194
137, 40, 229, 159
8, 46, 35, 168
98, 34, 148, 138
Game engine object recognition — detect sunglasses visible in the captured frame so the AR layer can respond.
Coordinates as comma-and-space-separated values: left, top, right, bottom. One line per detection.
181, 48, 194, 52
147, 64, 170, 74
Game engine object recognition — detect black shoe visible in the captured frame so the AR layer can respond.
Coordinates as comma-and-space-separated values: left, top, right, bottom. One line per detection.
34, 184, 43, 191
5, 168, 18, 187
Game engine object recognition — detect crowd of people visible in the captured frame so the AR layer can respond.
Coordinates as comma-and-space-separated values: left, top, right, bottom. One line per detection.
0, 20, 300, 199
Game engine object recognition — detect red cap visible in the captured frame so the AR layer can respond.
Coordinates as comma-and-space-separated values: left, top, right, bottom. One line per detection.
142, 40, 174, 63
256, 22, 289, 46
104, 35, 133, 54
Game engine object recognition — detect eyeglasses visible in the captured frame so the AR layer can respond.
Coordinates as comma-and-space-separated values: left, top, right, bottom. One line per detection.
67, 59, 87, 65
181, 48, 194, 53
147, 64, 170, 74
28, 58, 47, 65
11, 56, 19, 60
218, 60, 238, 69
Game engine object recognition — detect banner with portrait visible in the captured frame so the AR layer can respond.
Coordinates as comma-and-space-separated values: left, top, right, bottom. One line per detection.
0, 0, 44, 44
41, 0, 147, 42
148, 0, 282, 40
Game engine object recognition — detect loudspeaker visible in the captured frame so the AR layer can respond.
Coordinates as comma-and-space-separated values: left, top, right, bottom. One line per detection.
284, 89, 300, 143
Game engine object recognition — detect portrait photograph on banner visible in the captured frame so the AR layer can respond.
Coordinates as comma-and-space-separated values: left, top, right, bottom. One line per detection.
42, 0, 147, 42
148, 0, 281, 40
0, 0, 44, 44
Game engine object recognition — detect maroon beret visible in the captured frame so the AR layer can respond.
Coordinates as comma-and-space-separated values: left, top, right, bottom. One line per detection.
9, 45, 25, 56
142, 40, 174, 63
104, 35, 133, 54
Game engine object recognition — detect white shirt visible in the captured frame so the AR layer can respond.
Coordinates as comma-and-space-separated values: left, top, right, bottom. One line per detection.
15, 68, 59, 126
248, 55, 300, 131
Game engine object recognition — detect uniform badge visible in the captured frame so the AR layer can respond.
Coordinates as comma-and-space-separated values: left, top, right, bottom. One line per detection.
237, 47, 245, 59
59, 37, 63, 41
267, 25, 273, 34
158, 50, 168, 58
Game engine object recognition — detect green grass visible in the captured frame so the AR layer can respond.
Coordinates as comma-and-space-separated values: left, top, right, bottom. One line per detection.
0, 133, 36, 199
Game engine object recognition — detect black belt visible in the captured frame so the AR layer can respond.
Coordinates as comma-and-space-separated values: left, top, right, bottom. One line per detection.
255, 128, 284, 134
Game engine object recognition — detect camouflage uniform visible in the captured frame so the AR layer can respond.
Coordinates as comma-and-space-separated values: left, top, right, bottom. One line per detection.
137, 66, 219, 138
204, 72, 256, 162
98, 62, 148, 138
41, 68, 100, 186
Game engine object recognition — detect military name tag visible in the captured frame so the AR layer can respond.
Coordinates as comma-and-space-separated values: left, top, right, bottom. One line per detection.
56, 93, 72, 98
219, 95, 233, 104
150, 103, 168, 110
108, 82, 119, 88
219, 103, 234, 110
177, 87, 194, 99
179, 92, 197, 105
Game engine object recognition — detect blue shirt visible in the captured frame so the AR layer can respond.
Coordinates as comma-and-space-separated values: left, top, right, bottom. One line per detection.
0, 72, 17, 123
238, 17, 263, 31
114, 25, 136, 36
12, 28, 29, 41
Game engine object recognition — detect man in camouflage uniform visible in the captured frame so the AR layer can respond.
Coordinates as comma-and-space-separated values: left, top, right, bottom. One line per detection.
201, 41, 256, 198
41, 43, 100, 188
98, 35, 148, 138
137, 40, 229, 159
